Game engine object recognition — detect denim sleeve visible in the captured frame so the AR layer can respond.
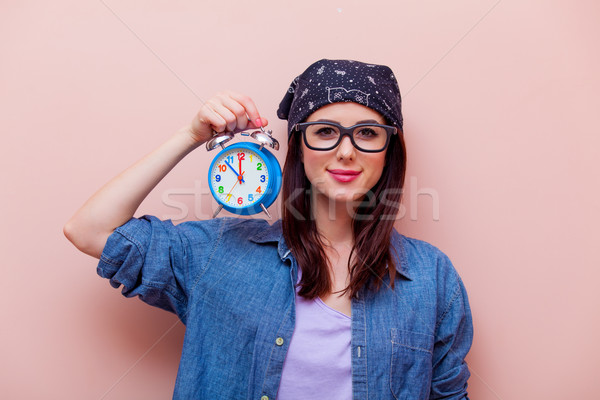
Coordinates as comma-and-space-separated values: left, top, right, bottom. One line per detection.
429, 255, 474, 400
97, 215, 198, 320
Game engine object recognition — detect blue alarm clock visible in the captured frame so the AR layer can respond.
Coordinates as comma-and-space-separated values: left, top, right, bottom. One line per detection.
206, 128, 282, 218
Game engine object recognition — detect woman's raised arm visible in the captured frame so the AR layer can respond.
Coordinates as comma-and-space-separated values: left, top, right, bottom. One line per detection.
63, 91, 266, 259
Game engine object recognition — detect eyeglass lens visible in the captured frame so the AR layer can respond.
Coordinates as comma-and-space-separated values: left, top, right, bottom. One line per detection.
304, 123, 388, 151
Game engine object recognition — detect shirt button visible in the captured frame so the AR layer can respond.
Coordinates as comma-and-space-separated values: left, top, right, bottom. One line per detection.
275, 337, 284, 346
261, 396, 269, 400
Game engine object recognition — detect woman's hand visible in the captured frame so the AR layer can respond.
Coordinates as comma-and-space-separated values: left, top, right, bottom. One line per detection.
64, 90, 268, 258
185, 91, 269, 145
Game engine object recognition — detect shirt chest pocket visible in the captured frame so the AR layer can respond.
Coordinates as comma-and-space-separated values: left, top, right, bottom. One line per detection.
390, 328, 434, 400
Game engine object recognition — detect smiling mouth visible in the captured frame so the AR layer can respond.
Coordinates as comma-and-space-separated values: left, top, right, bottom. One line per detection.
327, 169, 362, 182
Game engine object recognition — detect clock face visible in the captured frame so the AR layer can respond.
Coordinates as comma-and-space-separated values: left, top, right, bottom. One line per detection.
209, 146, 271, 210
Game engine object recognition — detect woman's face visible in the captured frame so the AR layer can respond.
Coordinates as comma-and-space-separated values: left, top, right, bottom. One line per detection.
301, 102, 388, 204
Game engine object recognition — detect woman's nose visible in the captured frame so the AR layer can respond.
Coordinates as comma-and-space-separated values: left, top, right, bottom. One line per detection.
336, 135, 356, 160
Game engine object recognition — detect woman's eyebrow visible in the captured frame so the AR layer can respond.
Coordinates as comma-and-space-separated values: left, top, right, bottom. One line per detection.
314, 118, 383, 124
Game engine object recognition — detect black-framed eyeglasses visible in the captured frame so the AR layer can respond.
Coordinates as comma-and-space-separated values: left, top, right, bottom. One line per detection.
293, 121, 398, 153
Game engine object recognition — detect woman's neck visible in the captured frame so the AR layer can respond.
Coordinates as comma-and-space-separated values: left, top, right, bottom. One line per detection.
312, 192, 355, 246
312, 191, 355, 302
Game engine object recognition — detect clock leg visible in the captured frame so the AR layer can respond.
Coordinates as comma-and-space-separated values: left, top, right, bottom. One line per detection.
212, 204, 224, 218
260, 204, 271, 219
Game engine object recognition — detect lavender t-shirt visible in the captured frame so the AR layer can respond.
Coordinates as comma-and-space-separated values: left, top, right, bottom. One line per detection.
276, 268, 352, 399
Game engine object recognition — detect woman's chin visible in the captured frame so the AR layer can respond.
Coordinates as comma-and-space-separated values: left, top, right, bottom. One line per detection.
316, 186, 371, 204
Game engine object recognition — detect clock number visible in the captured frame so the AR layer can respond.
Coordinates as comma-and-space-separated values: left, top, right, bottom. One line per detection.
260, 175, 265, 182
237, 152, 245, 161
218, 186, 224, 193
226, 194, 232, 202
250, 154, 252, 163
218, 164, 227, 172
226, 155, 234, 164
215, 174, 221, 182
248, 194, 254, 202
256, 186, 262, 194
256, 163, 262, 171
237, 197, 243, 205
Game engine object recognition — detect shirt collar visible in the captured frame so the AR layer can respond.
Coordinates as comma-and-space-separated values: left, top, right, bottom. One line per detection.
249, 220, 411, 280
390, 229, 412, 280
248, 220, 290, 260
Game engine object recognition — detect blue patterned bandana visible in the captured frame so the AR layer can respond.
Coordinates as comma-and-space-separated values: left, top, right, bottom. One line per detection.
277, 59, 403, 137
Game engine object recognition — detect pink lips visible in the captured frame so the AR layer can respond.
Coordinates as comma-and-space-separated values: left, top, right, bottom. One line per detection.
327, 169, 362, 183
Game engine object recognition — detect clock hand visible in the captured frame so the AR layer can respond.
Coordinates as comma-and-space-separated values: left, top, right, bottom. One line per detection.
224, 171, 245, 202
224, 160, 245, 183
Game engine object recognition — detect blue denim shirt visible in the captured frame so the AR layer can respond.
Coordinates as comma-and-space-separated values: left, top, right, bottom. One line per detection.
98, 215, 473, 400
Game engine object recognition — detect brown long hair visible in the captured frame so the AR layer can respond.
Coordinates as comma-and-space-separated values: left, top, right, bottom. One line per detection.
281, 127, 407, 299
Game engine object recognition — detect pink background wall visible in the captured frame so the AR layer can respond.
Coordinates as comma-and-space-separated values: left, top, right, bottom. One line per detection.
2, 1, 599, 398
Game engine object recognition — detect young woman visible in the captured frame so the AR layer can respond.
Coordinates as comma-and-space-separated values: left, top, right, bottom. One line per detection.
64, 59, 473, 399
